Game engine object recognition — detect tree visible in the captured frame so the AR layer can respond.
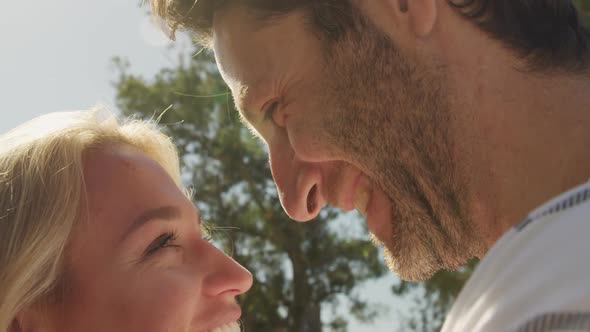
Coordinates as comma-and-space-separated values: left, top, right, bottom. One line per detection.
112, 52, 387, 331
575, 0, 590, 26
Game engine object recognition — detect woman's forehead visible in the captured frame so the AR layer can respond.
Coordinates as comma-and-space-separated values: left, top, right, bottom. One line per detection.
77, 147, 184, 243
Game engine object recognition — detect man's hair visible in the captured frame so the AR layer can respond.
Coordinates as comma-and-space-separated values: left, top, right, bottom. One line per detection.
151, 0, 356, 46
0, 108, 184, 331
150, 0, 590, 72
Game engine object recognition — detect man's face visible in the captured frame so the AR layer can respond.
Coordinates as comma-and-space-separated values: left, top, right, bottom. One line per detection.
213, 4, 484, 281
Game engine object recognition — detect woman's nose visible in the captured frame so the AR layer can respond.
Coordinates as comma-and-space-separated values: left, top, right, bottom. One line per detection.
202, 244, 253, 297
268, 140, 325, 222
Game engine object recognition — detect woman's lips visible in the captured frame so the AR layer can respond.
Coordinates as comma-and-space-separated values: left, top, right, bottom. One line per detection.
201, 303, 242, 332
209, 321, 240, 332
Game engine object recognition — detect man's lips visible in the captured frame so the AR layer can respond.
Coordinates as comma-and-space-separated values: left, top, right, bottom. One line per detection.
338, 172, 392, 243
352, 174, 373, 216
330, 169, 372, 212
364, 184, 393, 243
328, 169, 391, 241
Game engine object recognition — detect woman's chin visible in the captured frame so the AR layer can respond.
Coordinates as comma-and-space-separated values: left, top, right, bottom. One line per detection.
209, 321, 241, 332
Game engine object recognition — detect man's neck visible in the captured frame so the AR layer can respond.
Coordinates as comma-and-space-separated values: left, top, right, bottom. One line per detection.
450, 51, 590, 248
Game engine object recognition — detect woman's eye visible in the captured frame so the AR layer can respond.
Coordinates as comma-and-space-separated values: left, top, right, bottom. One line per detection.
263, 100, 280, 121
144, 232, 178, 256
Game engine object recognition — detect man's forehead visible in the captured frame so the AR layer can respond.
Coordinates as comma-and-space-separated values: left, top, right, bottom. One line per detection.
212, 3, 310, 54
213, 2, 295, 32
212, 3, 268, 44
214, 48, 268, 127
211, 4, 315, 138
216, 76, 260, 136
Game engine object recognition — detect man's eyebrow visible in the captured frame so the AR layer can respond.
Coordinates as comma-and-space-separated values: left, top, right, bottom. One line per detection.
234, 84, 255, 122
233, 85, 264, 139
121, 205, 182, 242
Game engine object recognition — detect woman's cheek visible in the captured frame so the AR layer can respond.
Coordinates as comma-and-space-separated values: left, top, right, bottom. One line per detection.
129, 271, 200, 329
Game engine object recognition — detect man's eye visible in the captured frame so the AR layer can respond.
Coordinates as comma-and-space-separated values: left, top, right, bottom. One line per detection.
263, 100, 280, 121
144, 232, 178, 256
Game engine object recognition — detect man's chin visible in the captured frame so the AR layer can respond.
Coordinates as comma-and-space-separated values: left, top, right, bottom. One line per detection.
381, 246, 439, 282
370, 232, 462, 282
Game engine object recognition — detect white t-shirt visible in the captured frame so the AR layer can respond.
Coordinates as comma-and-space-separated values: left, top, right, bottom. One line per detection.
441, 182, 590, 332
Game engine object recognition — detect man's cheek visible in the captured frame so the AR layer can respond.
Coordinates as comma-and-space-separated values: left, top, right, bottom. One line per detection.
285, 122, 337, 162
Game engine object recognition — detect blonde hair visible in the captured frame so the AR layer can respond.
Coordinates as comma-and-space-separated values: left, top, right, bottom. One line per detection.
0, 107, 183, 331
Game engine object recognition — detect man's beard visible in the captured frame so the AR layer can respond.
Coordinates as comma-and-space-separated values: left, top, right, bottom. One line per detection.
321, 15, 486, 281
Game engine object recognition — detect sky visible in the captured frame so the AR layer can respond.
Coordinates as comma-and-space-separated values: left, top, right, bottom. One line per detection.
0, 1, 407, 330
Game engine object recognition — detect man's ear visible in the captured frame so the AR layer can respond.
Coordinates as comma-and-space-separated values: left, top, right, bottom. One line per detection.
402, 0, 438, 37
356, 0, 438, 40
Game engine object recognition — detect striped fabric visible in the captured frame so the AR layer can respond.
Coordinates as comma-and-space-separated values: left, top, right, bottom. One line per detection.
516, 312, 590, 332
515, 185, 590, 232
442, 181, 590, 332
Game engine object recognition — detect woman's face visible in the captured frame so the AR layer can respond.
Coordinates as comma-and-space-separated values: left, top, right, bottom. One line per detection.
49, 146, 252, 332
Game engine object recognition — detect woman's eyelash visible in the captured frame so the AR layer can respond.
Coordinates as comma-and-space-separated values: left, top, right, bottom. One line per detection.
142, 221, 214, 258
201, 225, 213, 243
144, 231, 178, 256
200, 221, 216, 243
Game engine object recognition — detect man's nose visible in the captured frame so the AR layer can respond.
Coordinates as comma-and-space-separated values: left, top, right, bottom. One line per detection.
268, 139, 325, 222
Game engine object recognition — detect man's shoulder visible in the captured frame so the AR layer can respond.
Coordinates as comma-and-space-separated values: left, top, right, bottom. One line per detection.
442, 182, 590, 332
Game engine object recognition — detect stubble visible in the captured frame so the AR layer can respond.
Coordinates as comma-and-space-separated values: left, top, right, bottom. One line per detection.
321, 15, 486, 281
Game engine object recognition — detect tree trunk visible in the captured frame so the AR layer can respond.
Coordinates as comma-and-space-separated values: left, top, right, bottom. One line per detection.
298, 302, 322, 332
290, 252, 322, 332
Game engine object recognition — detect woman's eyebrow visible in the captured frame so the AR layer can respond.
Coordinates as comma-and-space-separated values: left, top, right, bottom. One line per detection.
120, 205, 181, 242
